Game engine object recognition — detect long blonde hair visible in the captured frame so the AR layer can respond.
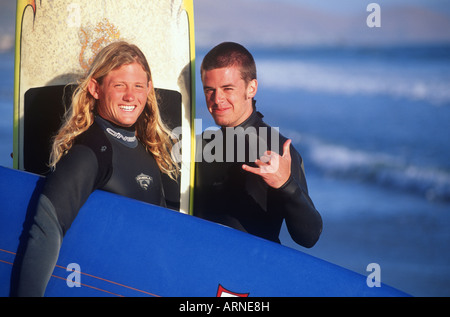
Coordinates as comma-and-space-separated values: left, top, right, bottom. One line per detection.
49, 41, 179, 180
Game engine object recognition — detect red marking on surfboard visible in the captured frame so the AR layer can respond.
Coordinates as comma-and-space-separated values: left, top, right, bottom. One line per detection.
216, 284, 249, 297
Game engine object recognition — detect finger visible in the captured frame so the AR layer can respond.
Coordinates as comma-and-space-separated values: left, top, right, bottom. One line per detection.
242, 164, 262, 176
282, 139, 291, 158
255, 159, 273, 171
258, 155, 271, 164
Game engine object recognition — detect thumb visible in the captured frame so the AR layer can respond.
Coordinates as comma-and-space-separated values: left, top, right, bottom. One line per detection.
282, 139, 292, 158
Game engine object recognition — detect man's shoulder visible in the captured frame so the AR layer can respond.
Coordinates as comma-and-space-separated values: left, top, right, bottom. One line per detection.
74, 122, 113, 168
76, 123, 111, 151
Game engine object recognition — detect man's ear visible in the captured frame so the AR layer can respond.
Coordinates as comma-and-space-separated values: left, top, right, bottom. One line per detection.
87, 78, 100, 99
247, 79, 258, 99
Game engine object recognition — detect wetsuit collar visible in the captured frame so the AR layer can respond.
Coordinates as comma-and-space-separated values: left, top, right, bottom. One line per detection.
222, 107, 264, 131
95, 116, 138, 148
242, 109, 264, 129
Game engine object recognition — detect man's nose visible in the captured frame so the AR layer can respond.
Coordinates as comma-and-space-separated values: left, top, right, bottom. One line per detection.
214, 89, 224, 105
123, 87, 135, 102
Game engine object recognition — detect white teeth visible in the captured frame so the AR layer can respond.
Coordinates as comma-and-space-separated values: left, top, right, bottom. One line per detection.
119, 105, 135, 112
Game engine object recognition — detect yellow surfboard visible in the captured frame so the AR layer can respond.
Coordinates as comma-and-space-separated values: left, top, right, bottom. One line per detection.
13, 0, 196, 214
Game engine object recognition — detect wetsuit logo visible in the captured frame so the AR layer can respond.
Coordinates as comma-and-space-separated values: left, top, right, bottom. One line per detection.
106, 127, 137, 143
135, 173, 153, 190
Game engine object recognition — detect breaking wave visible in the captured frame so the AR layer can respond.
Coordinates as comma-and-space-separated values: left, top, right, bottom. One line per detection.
289, 132, 450, 202
257, 52, 450, 106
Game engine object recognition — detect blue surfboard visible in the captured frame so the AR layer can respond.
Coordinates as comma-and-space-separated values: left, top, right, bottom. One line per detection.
0, 166, 408, 297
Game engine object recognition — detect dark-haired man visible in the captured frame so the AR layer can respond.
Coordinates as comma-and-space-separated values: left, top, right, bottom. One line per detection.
194, 42, 322, 248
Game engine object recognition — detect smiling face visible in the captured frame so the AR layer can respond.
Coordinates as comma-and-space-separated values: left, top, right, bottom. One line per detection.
202, 66, 257, 127
88, 62, 151, 127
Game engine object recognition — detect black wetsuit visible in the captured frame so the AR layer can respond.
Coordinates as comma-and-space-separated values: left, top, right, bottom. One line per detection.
14, 116, 166, 296
194, 110, 322, 247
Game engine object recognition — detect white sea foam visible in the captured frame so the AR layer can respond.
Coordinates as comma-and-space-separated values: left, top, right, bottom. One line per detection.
257, 59, 450, 106
286, 131, 450, 201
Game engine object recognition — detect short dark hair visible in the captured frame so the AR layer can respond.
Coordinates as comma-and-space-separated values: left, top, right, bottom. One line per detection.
200, 42, 257, 84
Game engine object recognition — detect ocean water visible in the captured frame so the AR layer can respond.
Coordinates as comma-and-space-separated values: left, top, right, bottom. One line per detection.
196, 45, 450, 296
0, 51, 14, 168
1, 44, 450, 296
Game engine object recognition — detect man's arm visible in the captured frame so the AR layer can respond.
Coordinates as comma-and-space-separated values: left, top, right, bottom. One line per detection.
14, 145, 100, 296
243, 139, 322, 247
